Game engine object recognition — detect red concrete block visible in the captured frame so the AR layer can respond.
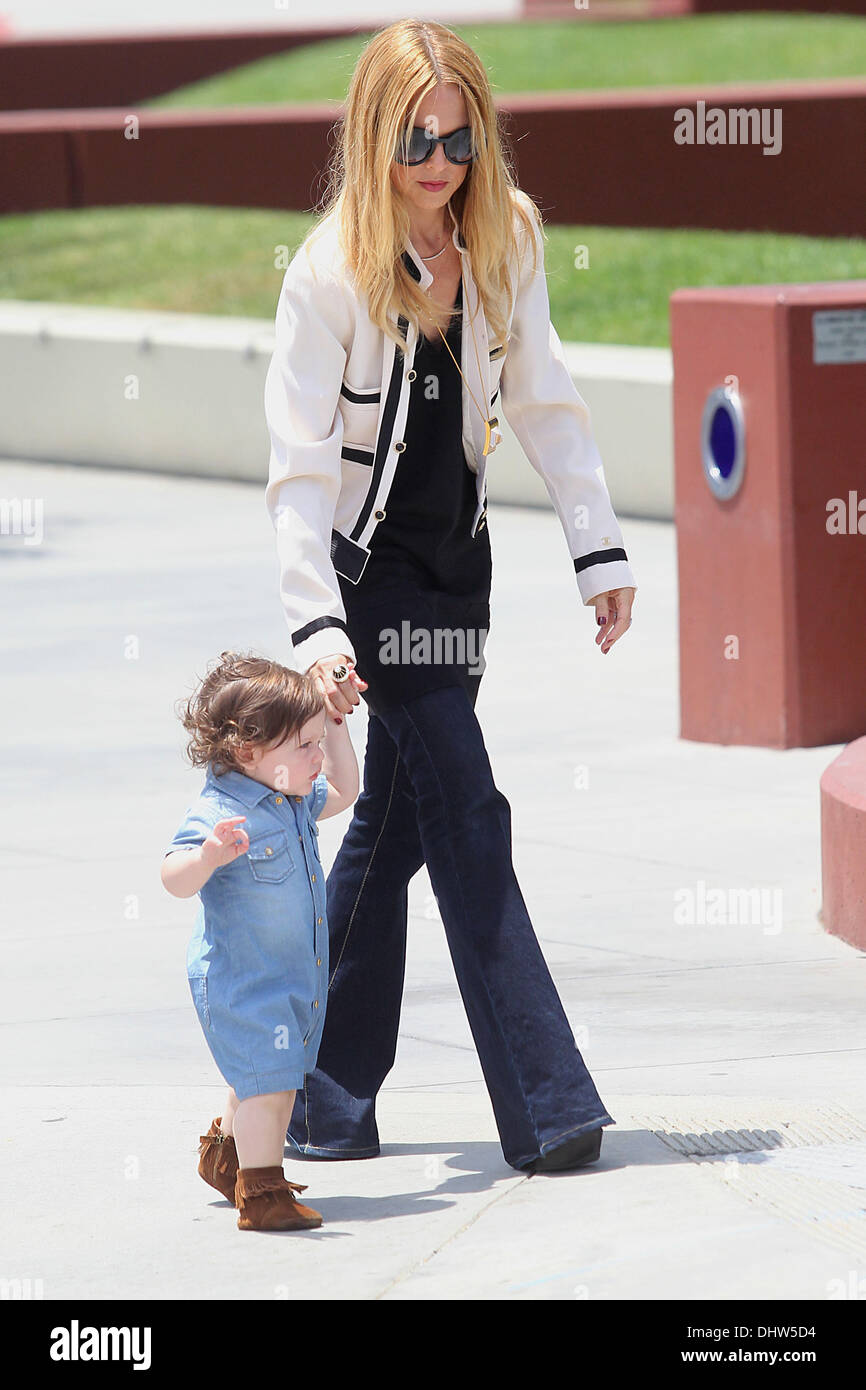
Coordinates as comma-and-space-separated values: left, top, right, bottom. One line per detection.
672, 281, 866, 748
0, 26, 360, 112
3, 84, 866, 237
821, 738, 866, 950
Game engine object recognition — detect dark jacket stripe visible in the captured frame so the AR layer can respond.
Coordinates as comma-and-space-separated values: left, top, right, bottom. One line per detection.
291, 614, 350, 647
341, 445, 375, 466
574, 548, 628, 574
340, 383, 381, 404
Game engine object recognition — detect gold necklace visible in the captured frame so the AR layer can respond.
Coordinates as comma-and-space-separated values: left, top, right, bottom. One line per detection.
429, 271, 502, 457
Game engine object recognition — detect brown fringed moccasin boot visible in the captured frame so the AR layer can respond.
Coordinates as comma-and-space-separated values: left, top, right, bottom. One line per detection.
198, 1117, 240, 1205
234, 1166, 323, 1232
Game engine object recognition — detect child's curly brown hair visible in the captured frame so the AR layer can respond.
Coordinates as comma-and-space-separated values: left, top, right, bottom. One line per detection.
175, 650, 326, 778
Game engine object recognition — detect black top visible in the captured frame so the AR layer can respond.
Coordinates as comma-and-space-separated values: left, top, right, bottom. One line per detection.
338, 277, 492, 712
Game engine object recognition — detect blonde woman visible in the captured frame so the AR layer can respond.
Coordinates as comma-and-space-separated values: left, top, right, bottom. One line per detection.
264, 20, 637, 1173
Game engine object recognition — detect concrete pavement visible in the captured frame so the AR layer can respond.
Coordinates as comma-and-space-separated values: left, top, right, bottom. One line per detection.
1, 456, 865, 1301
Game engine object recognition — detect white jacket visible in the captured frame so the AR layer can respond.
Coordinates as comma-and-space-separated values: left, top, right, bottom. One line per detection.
263, 190, 637, 674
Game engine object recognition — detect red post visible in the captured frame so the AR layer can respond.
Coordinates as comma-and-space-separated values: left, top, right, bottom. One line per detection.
672, 282, 866, 748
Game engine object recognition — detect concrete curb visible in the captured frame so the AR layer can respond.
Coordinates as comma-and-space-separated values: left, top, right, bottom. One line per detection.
0, 298, 672, 518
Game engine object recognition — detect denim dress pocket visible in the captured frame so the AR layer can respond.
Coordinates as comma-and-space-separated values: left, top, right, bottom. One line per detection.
189, 974, 211, 1029
245, 829, 295, 883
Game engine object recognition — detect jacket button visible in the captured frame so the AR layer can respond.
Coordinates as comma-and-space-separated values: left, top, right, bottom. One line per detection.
274, 796, 283, 804
406, 370, 416, 382
317, 917, 322, 924
265, 847, 273, 856
316, 957, 322, 966
374, 509, 386, 520
395, 441, 406, 453
294, 796, 302, 802
312, 873, 317, 882
298, 834, 303, 844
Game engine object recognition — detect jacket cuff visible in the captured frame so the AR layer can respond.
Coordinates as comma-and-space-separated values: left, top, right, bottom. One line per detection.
575, 556, 637, 606
290, 618, 357, 675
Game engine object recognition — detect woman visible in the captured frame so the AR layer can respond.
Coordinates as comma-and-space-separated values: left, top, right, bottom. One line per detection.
263, 20, 637, 1173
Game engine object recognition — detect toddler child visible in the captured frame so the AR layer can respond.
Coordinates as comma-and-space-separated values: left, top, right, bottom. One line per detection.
161, 649, 360, 1231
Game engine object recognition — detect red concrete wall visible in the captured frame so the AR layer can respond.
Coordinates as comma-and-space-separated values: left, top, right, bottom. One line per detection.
522, 0, 693, 16
821, 739, 866, 950
0, 105, 339, 216
3, 83, 865, 237
0, 26, 364, 112
5, 10, 866, 117
690, 0, 866, 13
672, 281, 866, 749
525, 0, 866, 13
497, 84, 866, 238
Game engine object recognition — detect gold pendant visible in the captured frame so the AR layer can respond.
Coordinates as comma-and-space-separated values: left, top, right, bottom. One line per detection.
482, 417, 502, 456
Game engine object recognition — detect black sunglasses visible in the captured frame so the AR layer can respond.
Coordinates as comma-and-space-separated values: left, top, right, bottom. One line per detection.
394, 125, 476, 166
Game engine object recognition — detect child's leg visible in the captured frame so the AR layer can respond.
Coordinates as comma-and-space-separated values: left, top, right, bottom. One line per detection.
233, 1091, 296, 1169
221, 1086, 239, 1137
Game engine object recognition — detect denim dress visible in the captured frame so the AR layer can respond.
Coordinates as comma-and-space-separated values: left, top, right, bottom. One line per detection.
164, 764, 330, 1100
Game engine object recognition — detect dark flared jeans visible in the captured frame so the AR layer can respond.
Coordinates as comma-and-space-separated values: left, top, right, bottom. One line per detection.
286, 680, 614, 1170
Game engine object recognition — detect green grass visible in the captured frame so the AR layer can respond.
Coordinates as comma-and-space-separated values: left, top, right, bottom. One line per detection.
3, 205, 865, 347
4, 16, 864, 344
145, 15, 866, 108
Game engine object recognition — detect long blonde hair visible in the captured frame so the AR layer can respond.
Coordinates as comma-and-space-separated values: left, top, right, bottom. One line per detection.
303, 19, 542, 353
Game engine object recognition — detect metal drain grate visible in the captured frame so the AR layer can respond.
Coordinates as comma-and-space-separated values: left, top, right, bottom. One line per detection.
630, 1102, 866, 1264
652, 1126, 787, 1157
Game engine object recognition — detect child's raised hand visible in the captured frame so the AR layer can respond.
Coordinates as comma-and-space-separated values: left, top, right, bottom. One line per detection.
200, 815, 249, 869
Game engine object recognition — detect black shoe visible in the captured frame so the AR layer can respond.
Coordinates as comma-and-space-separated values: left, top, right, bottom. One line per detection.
522, 1127, 603, 1174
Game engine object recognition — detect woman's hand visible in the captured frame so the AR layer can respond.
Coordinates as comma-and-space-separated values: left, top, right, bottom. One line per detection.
307, 654, 369, 721
592, 587, 635, 654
